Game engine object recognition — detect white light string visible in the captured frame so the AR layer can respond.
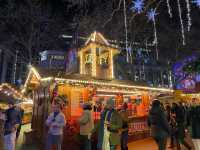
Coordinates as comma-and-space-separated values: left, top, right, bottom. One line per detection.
185, 0, 192, 32
123, 0, 129, 62
177, 0, 186, 45
153, 19, 158, 60
166, 0, 173, 18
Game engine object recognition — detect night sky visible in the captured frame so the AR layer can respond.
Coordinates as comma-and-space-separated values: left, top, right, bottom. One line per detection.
0, 0, 200, 64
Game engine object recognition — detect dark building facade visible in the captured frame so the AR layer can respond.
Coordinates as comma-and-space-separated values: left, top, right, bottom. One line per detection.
115, 47, 173, 88
0, 49, 27, 85
0, 49, 14, 83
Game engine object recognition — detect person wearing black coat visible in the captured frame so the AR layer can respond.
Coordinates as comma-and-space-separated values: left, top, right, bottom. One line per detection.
172, 102, 192, 150
190, 103, 200, 139
16, 106, 24, 140
148, 100, 170, 150
165, 104, 176, 148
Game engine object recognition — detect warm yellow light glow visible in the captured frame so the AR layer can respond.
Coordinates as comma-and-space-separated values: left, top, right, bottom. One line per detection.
85, 31, 110, 46
110, 49, 114, 79
80, 51, 84, 74
96, 94, 116, 97
181, 94, 200, 97
92, 46, 97, 77
31, 66, 41, 79
97, 94, 141, 97
22, 65, 42, 93
97, 89, 138, 94
42, 77, 173, 92
0, 83, 27, 100
41, 77, 53, 81
23, 63, 173, 97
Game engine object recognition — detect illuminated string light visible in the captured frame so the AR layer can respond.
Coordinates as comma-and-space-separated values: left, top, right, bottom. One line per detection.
177, 0, 186, 45
166, 0, 173, 18
186, 0, 192, 32
0, 83, 27, 100
127, 46, 132, 63
97, 89, 139, 94
130, 0, 145, 14
24, 65, 173, 95
147, 9, 158, 60
49, 78, 173, 92
123, 0, 129, 62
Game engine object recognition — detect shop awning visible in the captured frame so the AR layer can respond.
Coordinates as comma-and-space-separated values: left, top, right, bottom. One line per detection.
22, 65, 174, 95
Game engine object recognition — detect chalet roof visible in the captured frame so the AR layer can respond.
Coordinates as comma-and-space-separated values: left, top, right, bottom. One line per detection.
35, 67, 148, 86
23, 65, 173, 93
0, 83, 25, 103
85, 31, 110, 46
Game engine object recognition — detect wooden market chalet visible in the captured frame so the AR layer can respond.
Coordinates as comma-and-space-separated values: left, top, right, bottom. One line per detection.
23, 32, 173, 145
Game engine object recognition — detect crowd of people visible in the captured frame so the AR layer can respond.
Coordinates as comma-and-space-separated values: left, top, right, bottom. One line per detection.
0, 96, 200, 150
45, 98, 128, 150
148, 99, 200, 150
43, 97, 200, 150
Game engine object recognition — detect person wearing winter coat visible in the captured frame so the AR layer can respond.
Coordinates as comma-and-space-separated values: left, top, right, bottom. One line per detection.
148, 100, 170, 150
92, 98, 123, 150
46, 103, 66, 150
190, 102, 200, 139
119, 103, 129, 150
16, 106, 24, 140
172, 102, 192, 150
79, 103, 94, 150
0, 109, 5, 149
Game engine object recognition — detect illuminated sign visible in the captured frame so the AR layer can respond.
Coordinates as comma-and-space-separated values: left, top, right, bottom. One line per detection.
40, 51, 47, 61
39, 50, 67, 70
50, 55, 65, 60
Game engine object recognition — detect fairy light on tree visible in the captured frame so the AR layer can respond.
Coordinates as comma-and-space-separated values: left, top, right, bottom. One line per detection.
127, 46, 132, 63
166, 0, 173, 18
177, 0, 186, 45
130, 0, 145, 14
186, 0, 192, 32
147, 9, 158, 60
123, 0, 129, 62
13, 50, 18, 84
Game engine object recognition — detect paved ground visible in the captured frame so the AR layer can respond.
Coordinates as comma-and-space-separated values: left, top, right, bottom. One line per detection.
128, 138, 157, 150
15, 124, 196, 150
129, 137, 196, 150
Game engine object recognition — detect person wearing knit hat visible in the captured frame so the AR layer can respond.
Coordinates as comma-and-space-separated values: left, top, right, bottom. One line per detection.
91, 97, 123, 150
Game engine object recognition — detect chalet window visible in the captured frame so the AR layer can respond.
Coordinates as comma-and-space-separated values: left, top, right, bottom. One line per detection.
85, 54, 92, 64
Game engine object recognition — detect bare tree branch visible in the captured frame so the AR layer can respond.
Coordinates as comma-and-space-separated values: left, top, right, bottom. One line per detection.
102, 0, 122, 28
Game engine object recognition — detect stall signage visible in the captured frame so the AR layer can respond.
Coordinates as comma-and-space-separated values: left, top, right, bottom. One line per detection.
50, 55, 65, 60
